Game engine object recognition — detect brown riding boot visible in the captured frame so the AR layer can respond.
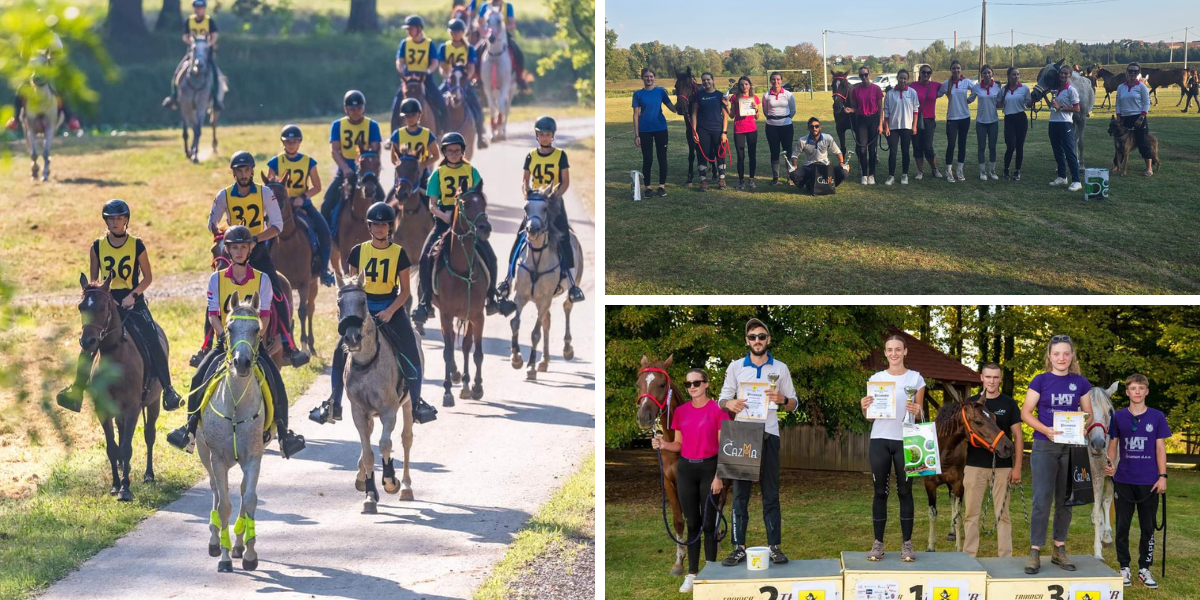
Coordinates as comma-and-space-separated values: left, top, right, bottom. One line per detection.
1024, 548, 1041, 574
1050, 544, 1076, 571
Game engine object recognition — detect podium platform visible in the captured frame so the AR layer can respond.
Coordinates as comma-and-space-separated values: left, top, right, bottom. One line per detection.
978, 556, 1122, 600
693, 558, 844, 600
841, 551, 988, 600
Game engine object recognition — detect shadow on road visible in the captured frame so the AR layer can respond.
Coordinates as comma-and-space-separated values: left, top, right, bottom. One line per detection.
294, 437, 451, 475
469, 399, 594, 428
245, 561, 461, 599
372, 500, 530, 544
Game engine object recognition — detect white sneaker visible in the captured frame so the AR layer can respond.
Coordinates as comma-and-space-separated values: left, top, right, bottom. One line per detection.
680, 573, 696, 593
868, 175, 876, 185
1139, 568, 1158, 589
980, 165, 988, 181
946, 171, 956, 183
989, 167, 1000, 180
901, 174, 909, 185
1050, 177, 1068, 186
885, 176, 894, 185
1067, 181, 1082, 192
915, 170, 924, 180
955, 165, 965, 180
1121, 567, 1132, 587
861, 176, 868, 185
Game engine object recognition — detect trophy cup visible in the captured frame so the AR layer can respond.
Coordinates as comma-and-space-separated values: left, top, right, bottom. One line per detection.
903, 386, 918, 424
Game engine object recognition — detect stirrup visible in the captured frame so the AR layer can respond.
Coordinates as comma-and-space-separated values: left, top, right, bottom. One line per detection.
167, 424, 193, 452
413, 399, 438, 424
411, 303, 431, 323
497, 279, 511, 298
286, 348, 310, 368
309, 400, 333, 425
162, 387, 184, 411
495, 297, 516, 316
568, 286, 585, 303
189, 348, 208, 368
279, 429, 306, 459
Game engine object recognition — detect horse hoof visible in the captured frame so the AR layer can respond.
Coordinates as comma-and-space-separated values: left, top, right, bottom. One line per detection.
471, 385, 483, 400
143, 474, 155, 484
511, 356, 524, 369
109, 486, 119, 496
217, 560, 233, 573
117, 488, 133, 502
459, 387, 471, 400
355, 477, 366, 492
362, 501, 377, 515
451, 370, 462, 384
400, 488, 414, 501
563, 346, 574, 361
538, 362, 548, 373
242, 558, 258, 571
926, 547, 935, 552
382, 477, 400, 495
526, 368, 537, 381
209, 544, 221, 557
442, 393, 455, 408
231, 546, 243, 559
369, 490, 379, 503
669, 565, 686, 577
946, 532, 956, 542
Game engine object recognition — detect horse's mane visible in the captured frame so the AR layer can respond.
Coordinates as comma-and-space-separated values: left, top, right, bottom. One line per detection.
934, 399, 965, 433
1089, 385, 1114, 419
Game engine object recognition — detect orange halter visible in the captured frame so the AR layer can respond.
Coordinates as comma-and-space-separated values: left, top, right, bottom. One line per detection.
962, 404, 1006, 451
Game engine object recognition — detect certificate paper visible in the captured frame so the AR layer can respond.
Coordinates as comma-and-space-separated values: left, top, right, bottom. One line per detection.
1054, 411, 1086, 445
737, 381, 771, 421
867, 381, 896, 420
739, 97, 755, 116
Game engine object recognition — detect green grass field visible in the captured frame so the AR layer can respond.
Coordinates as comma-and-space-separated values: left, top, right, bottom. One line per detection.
604, 89, 1200, 294
606, 449, 1200, 600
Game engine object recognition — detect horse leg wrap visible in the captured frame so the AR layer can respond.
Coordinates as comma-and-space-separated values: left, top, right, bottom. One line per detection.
234, 515, 256, 542
211, 510, 232, 550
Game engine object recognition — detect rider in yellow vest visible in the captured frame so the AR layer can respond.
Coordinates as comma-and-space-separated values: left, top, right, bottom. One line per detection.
471, 0, 529, 93
206, 150, 309, 368
6, 36, 81, 132
321, 90, 384, 241
394, 15, 450, 135
411, 132, 516, 325
389, 98, 439, 193
498, 116, 584, 303
163, 0, 223, 111
267, 124, 334, 286
166, 225, 306, 458
439, 18, 489, 148
55, 199, 183, 412
310, 202, 439, 426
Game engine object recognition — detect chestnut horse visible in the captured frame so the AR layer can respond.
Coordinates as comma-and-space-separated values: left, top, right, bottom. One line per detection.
263, 176, 319, 356
392, 73, 438, 137
330, 148, 382, 281
636, 354, 688, 576
432, 183, 491, 406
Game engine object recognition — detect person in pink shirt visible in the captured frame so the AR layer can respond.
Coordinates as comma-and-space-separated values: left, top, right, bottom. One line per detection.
908, 65, 944, 180
729, 76, 762, 190
653, 367, 730, 592
844, 66, 884, 184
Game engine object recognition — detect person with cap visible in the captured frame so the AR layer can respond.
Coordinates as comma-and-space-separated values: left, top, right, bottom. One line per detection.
789, 117, 847, 193
166, 224, 307, 459
321, 89, 384, 242
310, 202, 438, 426
396, 15, 449, 134
163, 0, 223, 111
497, 115, 584, 304
717, 317, 798, 568
472, 0, 529, 93
389, 98, 439, 192
55, 199, 184, 413
411, 132, 515, 326
267, 124, 334, 286
439, 17, 489, 149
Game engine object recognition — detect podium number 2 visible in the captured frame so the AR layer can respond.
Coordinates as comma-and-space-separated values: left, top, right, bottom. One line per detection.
758, 586, 779, 600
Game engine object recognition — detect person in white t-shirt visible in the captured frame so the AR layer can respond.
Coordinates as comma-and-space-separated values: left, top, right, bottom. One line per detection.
858, 334, 926, 563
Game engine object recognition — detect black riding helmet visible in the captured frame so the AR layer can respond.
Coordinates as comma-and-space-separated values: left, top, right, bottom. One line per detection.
224, 225, 255, 245
102, 199, 130, 219
534, 116, 557, 133
440, 132, 466, 150
344, 90, 366, 108
399, 98, 423, 116
448, 18, 467, 32
230, 151, 255, 169
366, 201, 397, 224
280, 124, 303, 141
404, 15, 425, 28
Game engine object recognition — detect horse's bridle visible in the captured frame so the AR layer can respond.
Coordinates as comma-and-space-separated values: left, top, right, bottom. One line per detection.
393, 153, 420, 197
638, 367, 673, 410
961, 404, 1006, 452
831, 76, 850, 106
81, 288, 125, 351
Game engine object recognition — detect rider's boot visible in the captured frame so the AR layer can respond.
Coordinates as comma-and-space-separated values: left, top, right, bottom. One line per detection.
276, 420, 306, 458
161, 384, 185, 411
412, 397, 438, 424
55, 350, 95, 412
167, 412, 200, 451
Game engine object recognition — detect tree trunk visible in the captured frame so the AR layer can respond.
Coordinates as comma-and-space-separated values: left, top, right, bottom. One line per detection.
1001, 307, 1015, 397
155, 0, 183, 33
346, 0, 380, 33
977, 305, 991, 365
951, 306, 963, 359
919, 306, 931, 341
107, 0, 149, 37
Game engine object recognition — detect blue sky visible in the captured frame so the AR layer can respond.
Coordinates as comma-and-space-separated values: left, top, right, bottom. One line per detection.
606, 0, 1197, 56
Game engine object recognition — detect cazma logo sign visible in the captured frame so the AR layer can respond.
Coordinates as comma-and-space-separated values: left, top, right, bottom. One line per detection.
723, 440, 759, 459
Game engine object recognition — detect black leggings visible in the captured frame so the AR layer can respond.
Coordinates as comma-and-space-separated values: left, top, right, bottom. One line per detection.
639, 130, 668, 186
855, 112, 881, 177
916, 118, 937, 163
734, 129, 758, 180
329, 308, 424, 409
1114, 482, 1159, 569
696, 128, 725, 180
870, 438, 914, 542
1004, 112, 1029, 173
765, 124, 794, 177
945, 118, 970, 165
887, 129, 913, 176
675, 456, 720, 574
187, 338, 290, 430
1120, 115, 1155, 160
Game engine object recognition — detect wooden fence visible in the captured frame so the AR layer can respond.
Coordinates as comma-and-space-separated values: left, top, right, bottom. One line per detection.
778, 425, 872, 472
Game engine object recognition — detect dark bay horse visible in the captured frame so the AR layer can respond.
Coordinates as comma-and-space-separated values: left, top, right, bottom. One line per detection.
392, 73, 438, 136
432, 184, 491, 406
830, 71, 855, 162
671, 67, 701, 185
264, 177, 319, 356
924, 396, 1015, 552
386, 147, 432, 313
636, 354, 688, 576
1145, 68, 1194, 106
330, 147, 381, 281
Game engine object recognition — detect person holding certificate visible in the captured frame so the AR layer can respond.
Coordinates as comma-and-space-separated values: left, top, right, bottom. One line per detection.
859, 334, 925, 562
1020, 334, 1094, 574
729, 76, 761, 190
717, 318, 798, 567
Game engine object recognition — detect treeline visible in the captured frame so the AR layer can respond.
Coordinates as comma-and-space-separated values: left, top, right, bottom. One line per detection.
605, 305, 1200, 450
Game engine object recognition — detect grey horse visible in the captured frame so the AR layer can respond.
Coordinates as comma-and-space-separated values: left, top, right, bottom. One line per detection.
509, 185, 581, 381
175, 37, 222, 163
336, 271, 419, 514
1031, 59, 1096, 171
18, 62, 63, 182
1087, 381, 1120, 559
196, 294, 267, 573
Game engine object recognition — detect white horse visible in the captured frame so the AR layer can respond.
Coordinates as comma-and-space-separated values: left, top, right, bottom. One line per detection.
175, 37, 223, 163
1087, 381, 1120, 559
479, 9, 514, 141
18, 63, 63, 182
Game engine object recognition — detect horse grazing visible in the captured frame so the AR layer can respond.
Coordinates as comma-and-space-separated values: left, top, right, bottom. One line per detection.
479, 8, 515, 141
672, 67, 702, 185
385, 147, 432, 309
1086, 382, 1120, 559
924, 397, 1015, 552
263, 177, 319, 356
509, 185, 581, 380
17, 66, 63, 181
637, 354, 689, 576
830, 71, 856, 163
336, 273, 419, 513
197, 294, 268, 573
1107, 115, 1161, 176
432, 183, 492, 406
330, 147, 381, 281
444, 63, 479, 160
175, 37, 222, 163
72, 274, 166, 501
392, 73, 438, 136
1030, 60, 1096, 170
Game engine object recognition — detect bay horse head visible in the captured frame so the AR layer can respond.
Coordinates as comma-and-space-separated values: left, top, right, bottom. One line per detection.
673, 67, 696, 117
830, 70, 851, 113
938, 396, 1015, 459
76, 273, 120, 354
403, 72, 426, 100
224, 292, 261, 379
1086, 382, 1120, 456
357, 148, 381, 201
391, 145, 423, 201
454, 182, 491, 241
636, 354, 679, 431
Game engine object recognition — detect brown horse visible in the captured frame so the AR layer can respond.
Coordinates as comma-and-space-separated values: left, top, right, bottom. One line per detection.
386, 146, 433, 307
443, 63, 478, 161
204, 237, 289, 369
262, 176, 319, 356
924, 396, 1015, 552
672, 66, 702, 185
636, 354, 689, 576
73, 274, 166, 501
1144, 67, 1193, 106
432, 183, 491, 407
1096, 67, 1128, 110
330, 148, 381, 280
391, 73, 438, 136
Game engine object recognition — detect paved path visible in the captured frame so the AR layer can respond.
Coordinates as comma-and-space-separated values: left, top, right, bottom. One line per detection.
38, 118, 596, 600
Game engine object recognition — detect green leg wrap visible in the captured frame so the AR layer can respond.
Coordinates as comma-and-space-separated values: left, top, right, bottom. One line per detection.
211, 509, 231, 550
234, 515, 256, 541
220, 526, 232, 550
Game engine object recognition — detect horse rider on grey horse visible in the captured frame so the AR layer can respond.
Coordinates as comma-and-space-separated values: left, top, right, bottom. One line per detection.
163, 0, 223, 111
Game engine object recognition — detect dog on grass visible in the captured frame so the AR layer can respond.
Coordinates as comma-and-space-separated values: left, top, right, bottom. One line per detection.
1107, 115, 1161, 176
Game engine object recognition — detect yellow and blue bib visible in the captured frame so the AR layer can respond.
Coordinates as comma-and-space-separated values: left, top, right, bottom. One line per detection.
433, 162, 475, 207
216, 267, 264, 327
403, 38, 434, 71
274, 153, 313, 198
355, 242, 405, 298
337, 117, 376, 160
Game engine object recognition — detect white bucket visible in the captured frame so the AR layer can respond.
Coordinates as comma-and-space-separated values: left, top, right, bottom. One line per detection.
746, 546, 770, 571
631, 170, 643, 201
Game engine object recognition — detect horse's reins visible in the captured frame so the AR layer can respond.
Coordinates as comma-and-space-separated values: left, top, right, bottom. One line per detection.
517, 195, 561, 289
206, 315, 265, 461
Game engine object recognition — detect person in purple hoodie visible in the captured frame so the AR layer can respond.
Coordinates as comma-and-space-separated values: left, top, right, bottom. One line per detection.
1020, 334, 1095, 574
1104, 373, 1168, 590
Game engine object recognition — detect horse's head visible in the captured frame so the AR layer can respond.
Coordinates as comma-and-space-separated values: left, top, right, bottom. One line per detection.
76, 273, 118, 354
404, 72, 426, 97
484, 10, 505, 45
523, 184, 560, 238
831, 71, 851, 112
454, 182, 491, 240
190, 37, 209, 74
358, 150, 381, 199
636, 354, 676, 430
444, 63, 469, 106
1030, 59, 1066, 102
392, 147, 422, 200
959, 396, 1016, 459
335, 271, 370, 351
673, 67, 695, 116
262, 174, 294, 223
224, 292, 261, 378
1088, 382, 1120, 455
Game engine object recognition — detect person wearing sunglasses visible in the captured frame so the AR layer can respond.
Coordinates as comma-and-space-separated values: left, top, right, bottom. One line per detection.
1114, 62, 1155, 177
908, 65, 944, 180
789, 117, 846, 193
652, 367, 730, 593
1020, 334, 1094, 574
717, 318, 797, 567
999, 67, 1031, 180
844, 66, 884, 185
1103, 373, 1168, 589
882, 68, 919, 185
938, 59, 973, 183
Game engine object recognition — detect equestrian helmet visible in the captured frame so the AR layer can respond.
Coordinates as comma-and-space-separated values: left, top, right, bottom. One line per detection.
192, 0, 206, 7
344, 89, 366, 107
224, 225, 255, 245
102, 199, 130, 219
404, 15, 425, 28
399, 98, 423, 116
440, 131, 467, 150
534, 116, 557, 133
230, 151, 256, 169
366, 202, 397, 224
448, 18, 467, 32
280, 124, 303, 141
